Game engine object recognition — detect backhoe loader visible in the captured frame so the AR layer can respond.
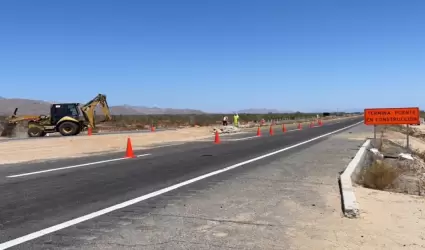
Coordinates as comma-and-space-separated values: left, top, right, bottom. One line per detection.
0, 94, 112, 137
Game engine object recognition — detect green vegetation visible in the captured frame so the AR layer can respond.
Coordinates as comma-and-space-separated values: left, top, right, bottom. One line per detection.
105, 113, 320, 127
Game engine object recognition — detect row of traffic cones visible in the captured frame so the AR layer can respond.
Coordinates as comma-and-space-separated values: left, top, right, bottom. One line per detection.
125, 120, 324, 157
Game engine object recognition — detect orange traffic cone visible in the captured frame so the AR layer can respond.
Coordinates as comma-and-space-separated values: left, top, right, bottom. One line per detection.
125, 137, 135, 158
151, 126, 155, 132
318, 119, 322, 126
214, 131, 220, 144
298, 123, 302, 130
88, 127, 92, 136
269, 125, 274, 135
256, 126, 261, 136
282, 124, 286, 133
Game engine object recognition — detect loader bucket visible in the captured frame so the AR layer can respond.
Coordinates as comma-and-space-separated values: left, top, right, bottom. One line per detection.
0, 122, 17, 137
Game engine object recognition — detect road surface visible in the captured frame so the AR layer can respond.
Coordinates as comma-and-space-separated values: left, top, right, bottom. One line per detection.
0, 117, 362, 249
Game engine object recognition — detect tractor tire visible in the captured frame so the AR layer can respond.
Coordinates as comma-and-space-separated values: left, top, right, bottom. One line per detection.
58, 122, 79, 136
27, 127, 44, 137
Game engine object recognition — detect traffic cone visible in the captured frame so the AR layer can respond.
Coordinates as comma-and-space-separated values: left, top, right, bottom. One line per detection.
88, 127, 92, 136
269, 125, 274, 135
125, 137, 135, 158
282, 124, 286, 133
151, 126, 155, 132
214, 131, 220, 144
318, 119, 322, 126
256, 126, 261, 136
298, 123, 302, 130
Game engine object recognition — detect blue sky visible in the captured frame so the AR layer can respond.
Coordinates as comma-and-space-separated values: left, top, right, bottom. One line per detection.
0, 0, 424, 112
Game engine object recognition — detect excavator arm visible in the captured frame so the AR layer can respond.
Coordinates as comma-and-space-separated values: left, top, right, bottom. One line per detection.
79, 94, 112, 129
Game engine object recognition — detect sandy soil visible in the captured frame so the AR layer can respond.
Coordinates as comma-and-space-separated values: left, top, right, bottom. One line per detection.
284, 186, 425, 250
383, 130, 425, 152
284, 126, 425, 249
0, 126, 215, 165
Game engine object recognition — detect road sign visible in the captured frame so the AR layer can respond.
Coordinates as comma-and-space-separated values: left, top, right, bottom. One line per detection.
364, 107, 420, 125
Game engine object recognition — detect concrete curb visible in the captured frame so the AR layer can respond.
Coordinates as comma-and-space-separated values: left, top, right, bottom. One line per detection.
339, 139, 371, 218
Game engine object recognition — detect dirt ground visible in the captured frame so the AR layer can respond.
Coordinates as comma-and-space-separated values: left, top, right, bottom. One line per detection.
381, 129, 425, 152
283, 125, 425, 249
284, 185, 425, 249
0, 116, 359, 165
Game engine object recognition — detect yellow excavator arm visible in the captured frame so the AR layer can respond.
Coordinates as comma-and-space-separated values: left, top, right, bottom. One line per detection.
79, 94, 112, 129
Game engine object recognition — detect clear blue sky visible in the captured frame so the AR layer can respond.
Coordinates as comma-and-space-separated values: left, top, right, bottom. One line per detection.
0, 0, 424, 112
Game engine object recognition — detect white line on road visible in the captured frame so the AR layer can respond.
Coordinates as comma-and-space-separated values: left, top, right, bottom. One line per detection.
6, 154, 151, 178
0, 120, 363, 249
226, 135, 259, 141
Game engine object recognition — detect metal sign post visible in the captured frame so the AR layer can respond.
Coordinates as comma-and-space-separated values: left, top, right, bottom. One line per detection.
406, 124, 410, 150
373, 125, 377, 144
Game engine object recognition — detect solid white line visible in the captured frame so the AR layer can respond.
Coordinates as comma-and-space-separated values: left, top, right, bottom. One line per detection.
0, 121, 362, 249
149, 143, 184, 149
227, 135, 259, 141
6, 154, 151, 178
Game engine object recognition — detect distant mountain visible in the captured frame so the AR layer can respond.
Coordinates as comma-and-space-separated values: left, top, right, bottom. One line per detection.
0, 98, 52, 115
109, 105, 205, 115
0, 97, 205, 115
238, 108, 294, 114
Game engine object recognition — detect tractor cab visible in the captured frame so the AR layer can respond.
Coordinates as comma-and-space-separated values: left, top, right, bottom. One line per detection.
50, 103, 82, 125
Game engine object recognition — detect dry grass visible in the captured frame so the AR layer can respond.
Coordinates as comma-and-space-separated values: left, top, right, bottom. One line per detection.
414, 149, 425, 161
362, 160, 401, 190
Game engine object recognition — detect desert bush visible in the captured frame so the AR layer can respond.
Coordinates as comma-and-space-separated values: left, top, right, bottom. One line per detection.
362, 160, 401, 190
414, 149, 425, 162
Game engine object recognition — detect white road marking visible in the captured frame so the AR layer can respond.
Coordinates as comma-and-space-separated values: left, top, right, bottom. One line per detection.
6, 154, 152, 178
0, 120, 362, 249
226, 135, 259, 141
148, 143, 184, 149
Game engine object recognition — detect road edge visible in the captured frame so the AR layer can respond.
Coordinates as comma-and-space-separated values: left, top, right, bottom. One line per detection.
339, 139, 371, 218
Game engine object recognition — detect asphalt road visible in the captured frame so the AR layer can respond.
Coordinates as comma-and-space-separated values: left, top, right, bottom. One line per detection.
0, 117, 362, 249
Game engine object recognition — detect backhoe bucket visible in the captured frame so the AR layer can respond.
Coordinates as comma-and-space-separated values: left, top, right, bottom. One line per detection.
0, 122, 17, 137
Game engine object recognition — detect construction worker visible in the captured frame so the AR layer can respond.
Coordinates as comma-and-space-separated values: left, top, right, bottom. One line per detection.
222, 115, 228, 126
233, 113, 239, 127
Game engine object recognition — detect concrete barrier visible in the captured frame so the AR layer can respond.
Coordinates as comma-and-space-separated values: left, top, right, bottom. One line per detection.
339, 139, 371, 218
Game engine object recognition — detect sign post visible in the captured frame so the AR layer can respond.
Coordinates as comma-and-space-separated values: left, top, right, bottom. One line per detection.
364, 107, 420, 150
406, 125, 410, 150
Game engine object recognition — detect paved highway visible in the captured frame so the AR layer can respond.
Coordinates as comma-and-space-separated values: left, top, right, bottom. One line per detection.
0, 117, 362, 249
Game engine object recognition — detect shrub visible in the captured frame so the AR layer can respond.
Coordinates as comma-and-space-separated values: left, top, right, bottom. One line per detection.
362, 160, 401, 190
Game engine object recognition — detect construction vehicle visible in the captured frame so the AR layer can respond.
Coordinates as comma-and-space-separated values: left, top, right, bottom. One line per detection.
0, 94, 112, 137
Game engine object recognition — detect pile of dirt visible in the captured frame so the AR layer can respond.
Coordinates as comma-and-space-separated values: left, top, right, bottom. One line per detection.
211, 125, 241, 134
